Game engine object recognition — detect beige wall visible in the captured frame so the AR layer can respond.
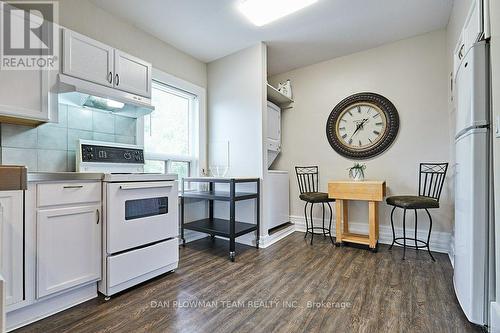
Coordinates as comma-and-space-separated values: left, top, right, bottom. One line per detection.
270, 30, 452, 233
57, 0, 207, 88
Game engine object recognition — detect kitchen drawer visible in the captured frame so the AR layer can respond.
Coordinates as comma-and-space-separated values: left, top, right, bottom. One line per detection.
37, 182, 101, 207
107, 239, 178, 288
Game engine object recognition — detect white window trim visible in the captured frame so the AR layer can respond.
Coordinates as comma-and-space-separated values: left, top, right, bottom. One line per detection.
137, 68, 207, 177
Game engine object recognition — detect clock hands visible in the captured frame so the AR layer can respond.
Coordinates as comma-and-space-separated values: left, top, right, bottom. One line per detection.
349, 118, 369, 140
358, 118, 369, 128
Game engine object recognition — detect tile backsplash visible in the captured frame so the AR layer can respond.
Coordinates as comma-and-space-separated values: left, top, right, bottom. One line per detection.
0, 104, 137, 172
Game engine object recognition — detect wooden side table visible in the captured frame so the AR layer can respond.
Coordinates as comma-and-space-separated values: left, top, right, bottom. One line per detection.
328, 180, 386, 251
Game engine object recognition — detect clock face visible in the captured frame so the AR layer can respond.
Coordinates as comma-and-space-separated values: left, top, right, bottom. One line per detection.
336, 103, 387, 150
326, 93, 399, 159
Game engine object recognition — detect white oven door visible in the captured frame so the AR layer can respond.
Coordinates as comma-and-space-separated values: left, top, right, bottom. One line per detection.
106, 181, 178, 254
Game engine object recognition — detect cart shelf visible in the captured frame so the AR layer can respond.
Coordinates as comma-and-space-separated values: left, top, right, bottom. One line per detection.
180, 177, 260, 262
181, 190, 258, 201
183, 218, 257, 238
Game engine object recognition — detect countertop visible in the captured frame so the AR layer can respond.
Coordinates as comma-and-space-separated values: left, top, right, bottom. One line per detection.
28, 172, 104, 182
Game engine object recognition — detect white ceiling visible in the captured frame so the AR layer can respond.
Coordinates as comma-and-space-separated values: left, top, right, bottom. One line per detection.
91, 0, 453, 75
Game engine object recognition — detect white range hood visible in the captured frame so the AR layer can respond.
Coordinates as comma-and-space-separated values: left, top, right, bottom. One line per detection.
57, 74, 154, 118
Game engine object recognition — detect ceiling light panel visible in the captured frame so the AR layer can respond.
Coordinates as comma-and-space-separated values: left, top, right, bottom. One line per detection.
238, 0, 318, 26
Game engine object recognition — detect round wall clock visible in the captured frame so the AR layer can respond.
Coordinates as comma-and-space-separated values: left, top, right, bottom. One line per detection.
326, 93, 399, 160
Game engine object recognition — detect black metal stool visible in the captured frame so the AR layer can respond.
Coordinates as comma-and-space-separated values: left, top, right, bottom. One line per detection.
295, 166, 335, 245
386, 163, 448, 261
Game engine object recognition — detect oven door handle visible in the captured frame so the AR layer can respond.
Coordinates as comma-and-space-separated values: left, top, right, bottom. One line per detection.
119, 181, 175, 190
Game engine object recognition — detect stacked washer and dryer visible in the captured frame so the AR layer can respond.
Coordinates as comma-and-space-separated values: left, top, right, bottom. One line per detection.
265, 101, 290, 231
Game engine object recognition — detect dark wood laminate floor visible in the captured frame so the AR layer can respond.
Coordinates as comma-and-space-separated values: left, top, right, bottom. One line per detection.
16, 232, 480, 333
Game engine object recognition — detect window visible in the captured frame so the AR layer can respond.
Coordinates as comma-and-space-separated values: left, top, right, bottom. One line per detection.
144, 160, 165, 174
142, 77, 201, 180
144, 83, 191, 156
169, 161, 190, 180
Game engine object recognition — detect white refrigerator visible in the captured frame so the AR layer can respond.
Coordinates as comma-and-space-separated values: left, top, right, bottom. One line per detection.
453, 40, 491, 325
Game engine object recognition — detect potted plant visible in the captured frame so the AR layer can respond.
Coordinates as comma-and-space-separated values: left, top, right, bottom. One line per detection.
348, 163, 366, 181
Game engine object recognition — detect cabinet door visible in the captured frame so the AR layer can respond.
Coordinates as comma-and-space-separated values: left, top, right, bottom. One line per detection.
0, 8, 54, 123
0, 69, 52, 123
0, 191, 24, 307
63, 29, 113, 87
36, 205, 101, 298
114, 50, 152, 98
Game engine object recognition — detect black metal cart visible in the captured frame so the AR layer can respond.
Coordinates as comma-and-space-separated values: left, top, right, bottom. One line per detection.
180, 177, 260, 262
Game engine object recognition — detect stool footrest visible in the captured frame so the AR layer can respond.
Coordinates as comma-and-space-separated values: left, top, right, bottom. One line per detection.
306, 227, 333, 234
393, 237, 429, 249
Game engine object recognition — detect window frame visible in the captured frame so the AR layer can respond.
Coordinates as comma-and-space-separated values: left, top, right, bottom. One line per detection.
137, 68, 207, 179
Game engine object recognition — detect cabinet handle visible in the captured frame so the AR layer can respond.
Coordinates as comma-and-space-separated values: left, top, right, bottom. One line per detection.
96, 209, 100, 224
458, 44, 465, 60
63, 185, 83, 189
119, 181, 174, 190
107, 72, 112, 84
115, 73, 120, 86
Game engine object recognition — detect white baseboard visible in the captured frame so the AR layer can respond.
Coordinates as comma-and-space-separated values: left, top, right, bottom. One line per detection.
290, 215, 452, 254
258, 224, 296, 248
182, 215, 453, 256
233, 224, 296, 249
6, 284, 96, 332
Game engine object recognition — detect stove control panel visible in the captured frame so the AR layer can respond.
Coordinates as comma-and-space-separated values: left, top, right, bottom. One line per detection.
81, 144, 144, 164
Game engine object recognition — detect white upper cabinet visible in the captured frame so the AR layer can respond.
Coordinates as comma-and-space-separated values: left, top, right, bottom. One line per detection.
114, 50, 152, 97
62, 29, 152, 98
62, 29, 114, 87
0, 69, 53, 124
0, 191, 24, 307
36, 204, 101, 299
0, 6, 56, 125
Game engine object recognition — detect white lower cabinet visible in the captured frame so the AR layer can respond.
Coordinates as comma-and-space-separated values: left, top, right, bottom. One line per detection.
6, 181, 103, 331
36, 204, 101, 299
0, 191, 24, 307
